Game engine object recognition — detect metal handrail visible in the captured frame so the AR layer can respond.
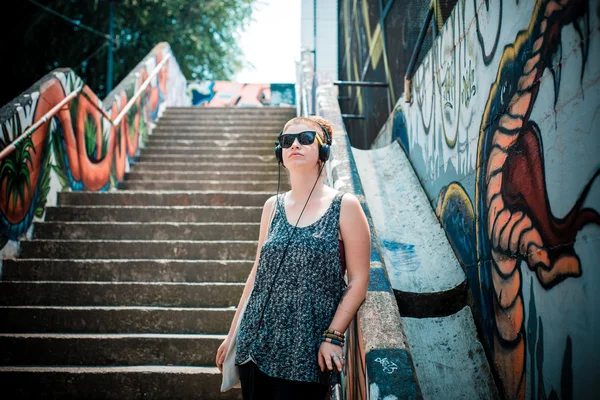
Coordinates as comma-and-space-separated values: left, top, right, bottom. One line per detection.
334, 81, 388, 87
0, 53, 171, 162
404, 6, 434, 103
334, 80, 391, 117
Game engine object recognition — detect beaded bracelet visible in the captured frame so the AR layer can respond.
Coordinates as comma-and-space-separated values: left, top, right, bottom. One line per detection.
322, 333, 345, 341
325, 329, 345, 338
321, 337, 344, 347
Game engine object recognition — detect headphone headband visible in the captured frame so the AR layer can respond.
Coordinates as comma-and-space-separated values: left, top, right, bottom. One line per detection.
311, 121, 332, 145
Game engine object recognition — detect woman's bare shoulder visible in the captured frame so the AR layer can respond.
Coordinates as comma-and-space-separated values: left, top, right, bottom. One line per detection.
339, 192, 364, 220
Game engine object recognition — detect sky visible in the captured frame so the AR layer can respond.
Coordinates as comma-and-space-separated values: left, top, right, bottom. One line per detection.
233, 0, 301, 84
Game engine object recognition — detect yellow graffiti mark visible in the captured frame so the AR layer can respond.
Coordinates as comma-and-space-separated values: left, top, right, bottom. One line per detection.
361, 0, 384, 70
436, 182, 474, 222
344, 0, 352, 84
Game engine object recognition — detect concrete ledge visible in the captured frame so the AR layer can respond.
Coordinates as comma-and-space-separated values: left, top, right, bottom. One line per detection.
402, 307, 500, 399
352, 143, 467, 317
316, 74, 422, 399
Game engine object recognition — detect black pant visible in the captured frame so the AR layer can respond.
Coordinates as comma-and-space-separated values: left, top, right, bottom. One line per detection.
238, 361, 329, 400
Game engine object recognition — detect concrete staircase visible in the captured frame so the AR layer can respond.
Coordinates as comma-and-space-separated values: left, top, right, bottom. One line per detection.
0, 107, 296, 399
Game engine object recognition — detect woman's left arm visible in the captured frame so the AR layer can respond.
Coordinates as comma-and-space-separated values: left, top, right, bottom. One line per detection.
329, 193, 371, 332
318, 193, 371, 372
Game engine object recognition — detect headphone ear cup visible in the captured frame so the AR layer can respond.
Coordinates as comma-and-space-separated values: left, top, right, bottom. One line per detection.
319, 144, 330, 162
275, 143, 283, 164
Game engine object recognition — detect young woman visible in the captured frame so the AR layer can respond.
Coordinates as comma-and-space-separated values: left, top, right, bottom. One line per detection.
216, 116, 370, 399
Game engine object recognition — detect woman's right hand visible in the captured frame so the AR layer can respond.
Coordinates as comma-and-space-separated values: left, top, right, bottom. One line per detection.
215, 336, 231, 372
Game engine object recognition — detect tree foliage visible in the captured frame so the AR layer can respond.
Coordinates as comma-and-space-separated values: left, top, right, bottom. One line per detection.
0, 0, 256, 105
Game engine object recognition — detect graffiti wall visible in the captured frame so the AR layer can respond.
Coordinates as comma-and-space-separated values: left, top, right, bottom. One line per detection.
0, 42, 190, 259
374, 0, 599, 398
187, 81, 295, 107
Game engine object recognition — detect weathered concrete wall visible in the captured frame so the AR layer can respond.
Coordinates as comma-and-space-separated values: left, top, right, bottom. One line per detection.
0, 42, 190, 263
373, 1, 600, 399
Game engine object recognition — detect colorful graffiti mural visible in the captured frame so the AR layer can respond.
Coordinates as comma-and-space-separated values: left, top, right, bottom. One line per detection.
375, 0, 599, 398
187, 81, 295, 107
0, 43, 190, 253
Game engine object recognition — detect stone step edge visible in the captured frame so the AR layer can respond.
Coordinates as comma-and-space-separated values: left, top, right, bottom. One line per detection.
6, 258, 253, 263
0, 305, 232, 311
35, 221, 260, 226
0, 365, 221, 373
127, 170, 277, 175
130, 161, 277, 166
49, 205, 263, 209
0, 333, 226, 339
1, 281, 245, 287
122, 180, 280, 184
22, 239, 258, 244
62, 190, 275, 194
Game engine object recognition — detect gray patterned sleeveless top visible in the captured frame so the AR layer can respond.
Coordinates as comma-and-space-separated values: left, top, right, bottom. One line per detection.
235, 191, 347, 383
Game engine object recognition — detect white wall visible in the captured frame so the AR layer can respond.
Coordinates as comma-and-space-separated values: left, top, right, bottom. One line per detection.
300, 0, 338, 80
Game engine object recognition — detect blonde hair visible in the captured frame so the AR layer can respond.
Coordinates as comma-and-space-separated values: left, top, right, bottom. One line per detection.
283, 116, 334, 145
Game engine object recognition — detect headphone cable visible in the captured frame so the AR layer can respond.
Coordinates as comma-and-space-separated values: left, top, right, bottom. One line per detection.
250, 162, 326, 349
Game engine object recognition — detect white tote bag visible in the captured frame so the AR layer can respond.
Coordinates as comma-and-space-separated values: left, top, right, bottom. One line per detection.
220, 290, 252, 392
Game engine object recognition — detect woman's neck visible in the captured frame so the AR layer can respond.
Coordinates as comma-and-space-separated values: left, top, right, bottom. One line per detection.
287, 166, 325, 203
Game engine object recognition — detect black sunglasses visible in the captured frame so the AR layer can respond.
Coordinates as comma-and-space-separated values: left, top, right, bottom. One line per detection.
278, 131, 324, 148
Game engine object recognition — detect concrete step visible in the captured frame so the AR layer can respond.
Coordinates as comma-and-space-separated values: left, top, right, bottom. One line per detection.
125, 171, 278, 181
33, 222, 260, 240
45, 205, 262, 222
152, 126, 281, 134
0, 306, 233, 333
141, 147, 273, 156
402, 307, 500, 399
149, 133, 276, 140
157, 121, 283, 128
0, 333, 225, 367
19, 239, 257, 260
137, 153, 276, 163
146, 139, 275, 147
58, 191, 272, 207
131, 161, 278, 172
0, 281, 243, 307
158, 116, 289, 123
120, 180, 282, 191
2, 259, 253, 282
0, 365, 241, 400
160, 111, 293, 118
165, 106, 295, 114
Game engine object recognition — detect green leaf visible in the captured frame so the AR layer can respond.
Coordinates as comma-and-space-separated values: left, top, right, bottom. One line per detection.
35, 206, 45, 218
52, 165, 70, 190
84, 116, 97, 158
